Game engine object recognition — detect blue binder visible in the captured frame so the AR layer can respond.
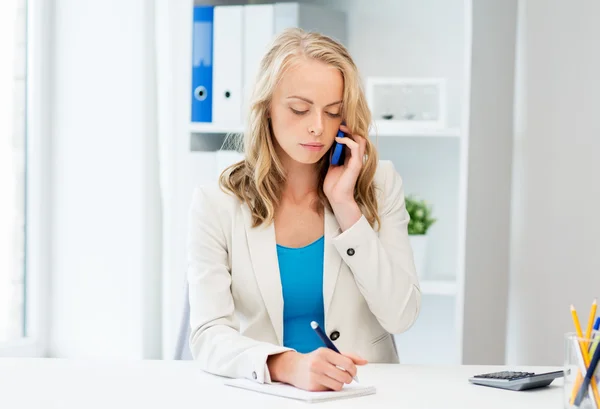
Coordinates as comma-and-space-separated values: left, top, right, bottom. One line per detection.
191, 6, 214, 123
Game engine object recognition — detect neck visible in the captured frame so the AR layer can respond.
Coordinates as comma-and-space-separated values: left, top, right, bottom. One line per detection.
276, 146, 320, 204
283, 162, 320, 203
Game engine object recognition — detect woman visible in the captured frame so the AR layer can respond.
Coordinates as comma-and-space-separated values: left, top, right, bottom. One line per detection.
187, 28, 421, 392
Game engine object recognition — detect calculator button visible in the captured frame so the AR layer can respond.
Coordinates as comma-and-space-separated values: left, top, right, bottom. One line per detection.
473, 371, 536, 381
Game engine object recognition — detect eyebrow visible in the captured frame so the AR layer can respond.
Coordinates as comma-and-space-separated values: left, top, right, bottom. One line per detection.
287, 95, 343, 107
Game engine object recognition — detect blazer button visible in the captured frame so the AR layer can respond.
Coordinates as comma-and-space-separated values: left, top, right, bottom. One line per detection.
347, 248, 355, 256
252, 371, 257, 380
330, 331, 340, 341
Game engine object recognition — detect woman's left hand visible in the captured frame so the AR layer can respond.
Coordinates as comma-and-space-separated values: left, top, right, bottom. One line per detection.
323, 124, 366, 205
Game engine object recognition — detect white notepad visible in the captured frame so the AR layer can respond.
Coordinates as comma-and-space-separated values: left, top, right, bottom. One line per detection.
224, 378, 376, 403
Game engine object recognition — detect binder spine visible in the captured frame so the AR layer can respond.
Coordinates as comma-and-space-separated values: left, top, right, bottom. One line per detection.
191, 6, 214, 123
213, 6, 243, 124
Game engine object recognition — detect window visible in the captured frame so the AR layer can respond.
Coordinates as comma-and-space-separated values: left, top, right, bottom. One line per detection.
0, 0, 26, 345
1, 0, 49, 357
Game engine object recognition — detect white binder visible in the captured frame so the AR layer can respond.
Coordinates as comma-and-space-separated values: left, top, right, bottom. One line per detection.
205, 3, 347, 124
242, 4, 275, 117
213, 6, 243, 124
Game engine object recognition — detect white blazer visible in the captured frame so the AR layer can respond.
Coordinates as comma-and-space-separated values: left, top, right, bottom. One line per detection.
187, 160, 421, 383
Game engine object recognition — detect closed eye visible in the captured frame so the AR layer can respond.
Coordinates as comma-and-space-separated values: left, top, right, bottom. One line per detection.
290, 108, 341, 118
291, 108, 308, 115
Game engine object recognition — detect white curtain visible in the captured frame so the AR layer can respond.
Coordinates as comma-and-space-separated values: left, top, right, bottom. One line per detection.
153, 0, 178, 359
0, 0, 20, 342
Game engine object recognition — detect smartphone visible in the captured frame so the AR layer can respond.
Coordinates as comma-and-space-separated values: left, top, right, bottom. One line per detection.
330, 128, 346, 166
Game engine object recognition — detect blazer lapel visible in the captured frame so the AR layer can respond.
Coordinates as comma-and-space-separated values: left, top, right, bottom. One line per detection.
241, 205, 284, 345
323, 207, 343, 322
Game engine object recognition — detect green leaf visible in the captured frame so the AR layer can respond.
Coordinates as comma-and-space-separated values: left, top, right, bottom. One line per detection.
405, 194, 437, 235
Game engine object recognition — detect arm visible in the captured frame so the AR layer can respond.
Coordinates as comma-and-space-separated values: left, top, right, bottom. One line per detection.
330, 161, 421, 334
187, 186, 291, 383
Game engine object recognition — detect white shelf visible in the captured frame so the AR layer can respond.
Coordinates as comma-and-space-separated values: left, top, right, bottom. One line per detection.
190, 121, 460, 139
370, 121, 461, 138
190, 122, 244, 134
419, 279, 458, 296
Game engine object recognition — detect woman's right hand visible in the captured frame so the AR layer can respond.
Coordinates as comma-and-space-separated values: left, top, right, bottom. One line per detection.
267, 348, 368, 391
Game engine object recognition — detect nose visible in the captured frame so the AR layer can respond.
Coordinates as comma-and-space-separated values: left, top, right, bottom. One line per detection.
309, 112, 324, 136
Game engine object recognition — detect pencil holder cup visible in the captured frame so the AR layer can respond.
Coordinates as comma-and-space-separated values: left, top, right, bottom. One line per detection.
564, 332, 600, 409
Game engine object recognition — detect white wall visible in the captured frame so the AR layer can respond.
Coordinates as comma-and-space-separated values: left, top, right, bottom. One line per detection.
506, 0, 600, 366
49, 0, 162, 358
460, 0, 517, 364
0, 0, 27, 343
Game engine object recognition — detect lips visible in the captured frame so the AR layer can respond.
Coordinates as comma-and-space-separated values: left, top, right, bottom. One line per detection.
300, 142, 324, 152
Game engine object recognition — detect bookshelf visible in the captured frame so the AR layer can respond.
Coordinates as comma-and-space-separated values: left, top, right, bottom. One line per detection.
161, 0, 516, 366
189, 122, 245, 134
190, 120, 461, 139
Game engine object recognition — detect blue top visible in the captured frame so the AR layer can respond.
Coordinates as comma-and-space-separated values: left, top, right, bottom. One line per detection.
276, 236, 326, 354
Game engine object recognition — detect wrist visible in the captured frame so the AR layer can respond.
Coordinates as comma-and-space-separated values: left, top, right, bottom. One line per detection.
327, 194, 355, 207
330, 200, 362, 231
267, 351, 299, 384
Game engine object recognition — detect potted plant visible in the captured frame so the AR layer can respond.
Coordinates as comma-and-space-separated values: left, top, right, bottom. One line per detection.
405, 195, 436, 278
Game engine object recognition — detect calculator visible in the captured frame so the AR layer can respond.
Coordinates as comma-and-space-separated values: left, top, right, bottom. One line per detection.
468, 370, 565, 391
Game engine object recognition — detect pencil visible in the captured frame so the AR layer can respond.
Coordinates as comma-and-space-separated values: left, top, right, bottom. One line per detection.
570, 304, 600, 407
585, 300, 598, 346
570, 305, 588, 405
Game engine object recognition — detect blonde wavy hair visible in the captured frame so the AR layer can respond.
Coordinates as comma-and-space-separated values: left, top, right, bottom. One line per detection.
219, 28, 380, 229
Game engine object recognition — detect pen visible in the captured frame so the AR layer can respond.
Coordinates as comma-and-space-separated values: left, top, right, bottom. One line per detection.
576, 336, 600, 406
590, 317, 600, 355
311, 321, 359, 383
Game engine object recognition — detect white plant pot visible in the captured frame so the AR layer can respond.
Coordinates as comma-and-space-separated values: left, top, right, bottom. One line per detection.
408, 234, 428, 278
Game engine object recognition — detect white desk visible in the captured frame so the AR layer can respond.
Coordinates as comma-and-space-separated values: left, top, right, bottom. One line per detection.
0, 358, 565, 408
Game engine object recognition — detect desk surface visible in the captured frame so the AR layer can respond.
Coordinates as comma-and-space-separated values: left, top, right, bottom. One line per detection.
0, 358, 565, 408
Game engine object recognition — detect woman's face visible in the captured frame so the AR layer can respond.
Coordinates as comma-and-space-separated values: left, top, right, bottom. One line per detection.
269, 58, 344, 166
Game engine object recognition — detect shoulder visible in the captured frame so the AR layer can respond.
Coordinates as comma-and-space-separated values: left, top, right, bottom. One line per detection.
190, 181, 242, 220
